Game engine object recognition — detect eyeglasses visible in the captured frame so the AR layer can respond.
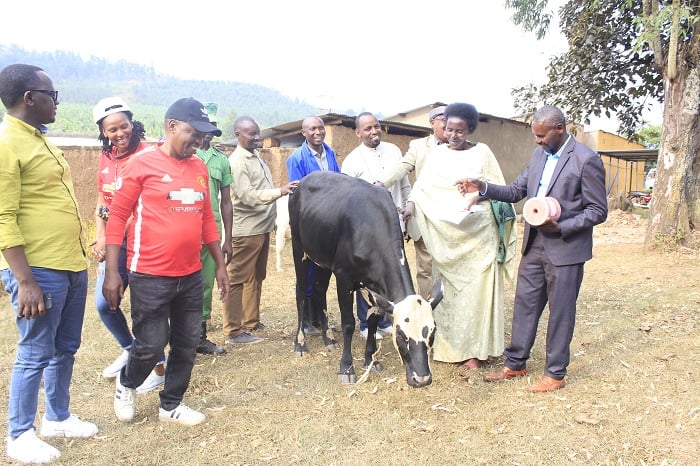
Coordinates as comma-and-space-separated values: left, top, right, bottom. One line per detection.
28, 90, 59, 101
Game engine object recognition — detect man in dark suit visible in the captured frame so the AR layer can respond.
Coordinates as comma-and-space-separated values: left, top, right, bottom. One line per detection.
456, 105, 607, 392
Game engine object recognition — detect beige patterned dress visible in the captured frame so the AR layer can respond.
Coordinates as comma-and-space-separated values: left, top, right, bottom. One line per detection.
409, 143, 516, 363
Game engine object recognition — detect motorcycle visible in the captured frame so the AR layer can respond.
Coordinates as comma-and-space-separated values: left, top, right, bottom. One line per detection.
628, 190, 652, 208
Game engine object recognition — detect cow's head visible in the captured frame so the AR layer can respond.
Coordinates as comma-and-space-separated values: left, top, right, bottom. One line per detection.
370, 280, 443, 388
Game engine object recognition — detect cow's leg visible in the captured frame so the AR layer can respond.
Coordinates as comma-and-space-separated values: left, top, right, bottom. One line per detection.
313, 267, 336, 349
301, 263, 319, 334
364, 310, 382, 373
336, 278, 356, 383
292, 255, 310, 356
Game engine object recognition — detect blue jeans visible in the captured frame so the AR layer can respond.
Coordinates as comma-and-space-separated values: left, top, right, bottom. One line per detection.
356, 291, 391, 331
1, 267, 87, 439
95, 244, 133, 349
120, 271, 203, 410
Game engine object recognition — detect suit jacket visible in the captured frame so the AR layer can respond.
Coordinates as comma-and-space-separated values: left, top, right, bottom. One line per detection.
485, 136, 607, 266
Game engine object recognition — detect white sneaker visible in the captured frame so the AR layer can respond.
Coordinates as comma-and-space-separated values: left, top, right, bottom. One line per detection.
102, 350, 129, 378
6, 428, 61, 464
136, 369, 165, 395
40, 414, 98, 438
359, 328, 383, 340
114, 374, 135, 422
159, 403, 205, 426
378, 325, 394, 336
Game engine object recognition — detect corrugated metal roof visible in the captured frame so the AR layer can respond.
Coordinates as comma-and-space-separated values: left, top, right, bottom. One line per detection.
260, 112, 432, 141
598, 149, 658, 162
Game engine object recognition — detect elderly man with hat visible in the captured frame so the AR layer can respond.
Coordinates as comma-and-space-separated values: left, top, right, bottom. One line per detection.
103, 97, 230, 426
194, 103, 232, 355
379, 105, 448, 297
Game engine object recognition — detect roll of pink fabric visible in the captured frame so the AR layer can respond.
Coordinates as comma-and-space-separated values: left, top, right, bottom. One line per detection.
523, 197, 561, 226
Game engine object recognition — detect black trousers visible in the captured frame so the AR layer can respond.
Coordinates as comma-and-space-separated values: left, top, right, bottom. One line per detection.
120, 270, 202, 410
504, 232, 584, 379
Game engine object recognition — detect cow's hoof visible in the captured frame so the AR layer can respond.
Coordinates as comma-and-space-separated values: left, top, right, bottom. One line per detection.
294, 344, 307, 356
338, 373, 356, 384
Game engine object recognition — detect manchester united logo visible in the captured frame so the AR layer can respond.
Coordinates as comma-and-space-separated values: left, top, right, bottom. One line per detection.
197, 175, 206, 187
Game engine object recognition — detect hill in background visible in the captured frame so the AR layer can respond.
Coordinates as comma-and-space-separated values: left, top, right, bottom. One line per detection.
0, 45, 320, 140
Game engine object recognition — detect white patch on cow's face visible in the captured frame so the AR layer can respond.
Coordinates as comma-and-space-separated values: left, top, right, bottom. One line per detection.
392, 297, 435, 342
389, 294, 436, 387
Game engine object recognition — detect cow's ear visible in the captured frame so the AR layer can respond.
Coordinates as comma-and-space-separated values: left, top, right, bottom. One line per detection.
368, 289, 395, 314
427, 280, 444, 310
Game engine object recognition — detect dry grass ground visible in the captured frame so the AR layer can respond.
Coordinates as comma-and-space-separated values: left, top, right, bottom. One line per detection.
0, 211, 698, 465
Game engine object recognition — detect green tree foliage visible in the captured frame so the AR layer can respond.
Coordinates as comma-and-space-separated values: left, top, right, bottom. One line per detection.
508, 0, 666, 137
635, 124, 661, 172
634, 124, 662, 150
0, 45, 317, 139
505, 0, 700, 250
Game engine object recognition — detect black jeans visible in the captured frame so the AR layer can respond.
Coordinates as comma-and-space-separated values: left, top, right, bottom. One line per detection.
120, 270, 203, 410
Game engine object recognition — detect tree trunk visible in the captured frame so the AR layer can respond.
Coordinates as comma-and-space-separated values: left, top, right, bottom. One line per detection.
645, 64, 700, 250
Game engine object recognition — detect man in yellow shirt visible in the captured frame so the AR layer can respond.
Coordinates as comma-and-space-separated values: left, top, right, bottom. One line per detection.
0, 64, 97, 464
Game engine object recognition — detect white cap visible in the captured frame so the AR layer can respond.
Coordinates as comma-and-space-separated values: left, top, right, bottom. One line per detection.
93, 96, 131, 124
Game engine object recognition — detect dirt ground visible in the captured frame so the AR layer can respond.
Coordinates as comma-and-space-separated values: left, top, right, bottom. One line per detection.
590, 209, 648, 246
0, 210, 698, 465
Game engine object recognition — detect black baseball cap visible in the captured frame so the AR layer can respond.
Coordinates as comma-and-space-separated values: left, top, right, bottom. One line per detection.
165, 97, 222, 136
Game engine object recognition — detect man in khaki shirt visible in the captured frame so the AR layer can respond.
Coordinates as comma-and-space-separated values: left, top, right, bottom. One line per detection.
224, 116, 297, 343
381, 106, 448, 297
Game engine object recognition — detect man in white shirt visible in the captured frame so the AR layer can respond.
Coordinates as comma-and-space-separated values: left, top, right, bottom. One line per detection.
341, 112, 410, 339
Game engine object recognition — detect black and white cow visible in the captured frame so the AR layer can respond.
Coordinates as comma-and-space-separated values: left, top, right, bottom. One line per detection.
288, 171, 443, 388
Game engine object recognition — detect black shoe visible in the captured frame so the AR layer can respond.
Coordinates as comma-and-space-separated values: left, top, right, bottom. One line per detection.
252, 322, 266, 332
197, 338, 227, 355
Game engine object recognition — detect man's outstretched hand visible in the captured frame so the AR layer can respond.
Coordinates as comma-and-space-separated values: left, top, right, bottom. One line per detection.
455, 178, 484, 195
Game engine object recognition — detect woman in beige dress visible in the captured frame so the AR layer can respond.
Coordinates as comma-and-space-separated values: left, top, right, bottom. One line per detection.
404, 102, 516, 368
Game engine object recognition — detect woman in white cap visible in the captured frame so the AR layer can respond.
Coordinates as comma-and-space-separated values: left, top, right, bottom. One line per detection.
91, 97, 165, 393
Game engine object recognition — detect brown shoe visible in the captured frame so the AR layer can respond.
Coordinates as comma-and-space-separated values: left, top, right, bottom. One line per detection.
483, 366, 527, 382
528, 375, 566, 393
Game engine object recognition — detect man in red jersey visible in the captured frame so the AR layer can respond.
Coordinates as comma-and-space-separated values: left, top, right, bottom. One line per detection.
103, 97, 230, 426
